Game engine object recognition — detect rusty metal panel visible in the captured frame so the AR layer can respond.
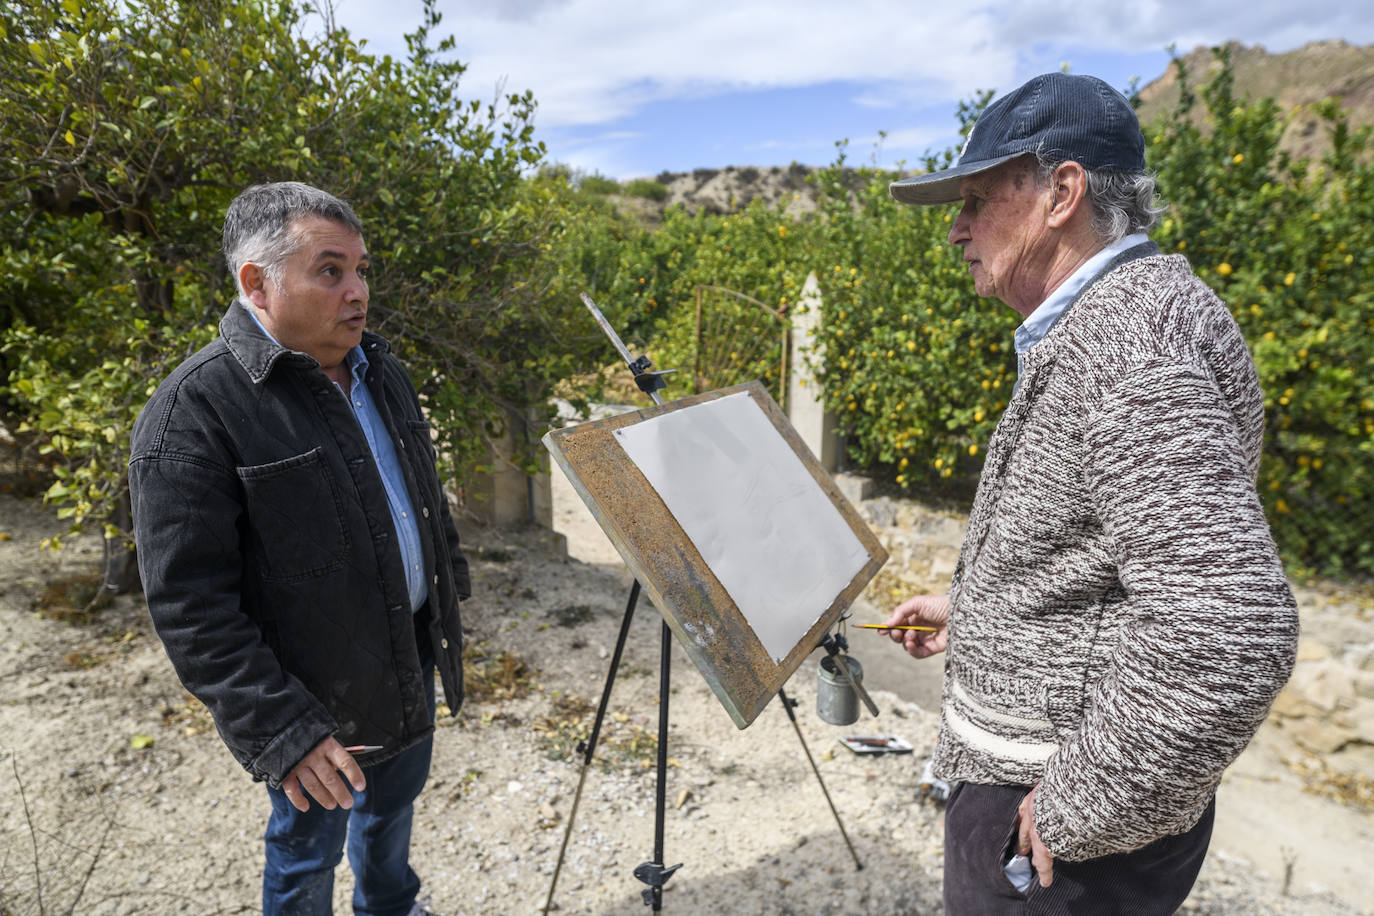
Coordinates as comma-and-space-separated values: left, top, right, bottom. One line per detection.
543, 381, 887, 728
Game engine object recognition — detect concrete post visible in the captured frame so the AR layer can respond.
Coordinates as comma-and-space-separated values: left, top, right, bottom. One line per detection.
463, 407, 565, 554
787, 271, 841, 472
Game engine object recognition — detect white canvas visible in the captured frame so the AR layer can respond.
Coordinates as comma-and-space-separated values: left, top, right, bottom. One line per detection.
613, 391, 870, 662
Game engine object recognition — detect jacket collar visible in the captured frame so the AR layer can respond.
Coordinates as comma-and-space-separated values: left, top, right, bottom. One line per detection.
1016, 240, 1159, 378
220, 299, 390, 384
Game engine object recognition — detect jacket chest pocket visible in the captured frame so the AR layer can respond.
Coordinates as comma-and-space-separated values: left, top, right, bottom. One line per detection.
402, 419, 441, 500
404, 419, 438, 465
237, 447, 351, 582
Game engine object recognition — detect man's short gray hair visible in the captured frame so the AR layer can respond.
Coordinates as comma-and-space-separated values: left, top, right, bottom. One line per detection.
223, 182, 364, 297
1031, 151, 1165, 244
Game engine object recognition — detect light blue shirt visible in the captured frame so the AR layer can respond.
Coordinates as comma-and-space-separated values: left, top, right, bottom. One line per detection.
1014, 232, 1150, 380
246, 308, 429, 612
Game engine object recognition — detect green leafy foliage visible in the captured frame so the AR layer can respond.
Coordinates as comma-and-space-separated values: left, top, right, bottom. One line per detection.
623, 178, 669, 202
543, 189, 821, 403
575, 171, 622, 196
804, 134, 1016, 497
551, 58, 1371, 578
2, 16, 1368, 583
0, 0, 603, 562
1146, 46, 1374, 577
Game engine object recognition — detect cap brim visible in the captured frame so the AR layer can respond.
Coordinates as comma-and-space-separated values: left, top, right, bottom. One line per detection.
888, 152, 1022, 206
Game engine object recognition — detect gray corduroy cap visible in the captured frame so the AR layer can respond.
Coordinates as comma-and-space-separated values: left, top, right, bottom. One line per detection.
889, 72, 1145, 206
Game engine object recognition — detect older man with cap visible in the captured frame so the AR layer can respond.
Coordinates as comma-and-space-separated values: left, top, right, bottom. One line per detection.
880, 73, 1298, 913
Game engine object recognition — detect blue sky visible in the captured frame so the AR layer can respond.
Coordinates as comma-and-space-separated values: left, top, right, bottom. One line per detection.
327, 1, 1374, 180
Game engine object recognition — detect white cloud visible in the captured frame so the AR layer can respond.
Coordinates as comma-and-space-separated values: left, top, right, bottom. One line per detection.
331, 0, 1372, 131
547, 139, 643, 178
555, 129, 645, 149
334, 1, 1010, 125
323, 0, 1374, 174
980, 0, 1372, 58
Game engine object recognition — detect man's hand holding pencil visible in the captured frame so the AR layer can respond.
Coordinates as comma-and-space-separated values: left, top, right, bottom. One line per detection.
880, 594, 950, 659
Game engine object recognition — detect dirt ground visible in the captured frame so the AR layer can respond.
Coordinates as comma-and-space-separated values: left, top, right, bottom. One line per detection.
1, 444, 1372, 914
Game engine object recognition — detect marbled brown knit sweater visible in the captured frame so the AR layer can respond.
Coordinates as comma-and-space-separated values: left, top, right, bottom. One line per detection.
935, 243, 1299, 862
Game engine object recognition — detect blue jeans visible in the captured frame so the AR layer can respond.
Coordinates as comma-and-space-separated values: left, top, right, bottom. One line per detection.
262, 673, 435, 916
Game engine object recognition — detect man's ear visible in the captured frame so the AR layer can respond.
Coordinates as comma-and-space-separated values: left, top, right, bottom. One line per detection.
1046, 161, 1089, 228
239, 262, 269, 308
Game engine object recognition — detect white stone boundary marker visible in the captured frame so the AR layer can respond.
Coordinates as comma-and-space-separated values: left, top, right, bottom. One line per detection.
786, 271, 842, 473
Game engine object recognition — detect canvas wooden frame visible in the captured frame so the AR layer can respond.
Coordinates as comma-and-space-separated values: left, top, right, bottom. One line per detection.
542, 380, 887, 728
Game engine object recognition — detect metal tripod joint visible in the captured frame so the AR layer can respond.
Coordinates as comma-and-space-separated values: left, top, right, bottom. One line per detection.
634, 861, 682, 905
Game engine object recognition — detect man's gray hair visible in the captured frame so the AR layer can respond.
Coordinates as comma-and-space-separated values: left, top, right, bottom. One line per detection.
223, 182, 364, 297
1032, 150, 1165, 244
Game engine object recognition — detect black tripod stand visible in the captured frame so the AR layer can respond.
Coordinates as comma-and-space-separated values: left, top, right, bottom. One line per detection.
540, 293, 866, 912
540, 577, 864, 913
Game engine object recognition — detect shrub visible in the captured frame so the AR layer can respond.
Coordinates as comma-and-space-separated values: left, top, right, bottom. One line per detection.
553, 57, 1373, 578
578, 172, 623, 196
0, 0, 596, 584
624, 179, 669, 202
1146, 48, 1374, 577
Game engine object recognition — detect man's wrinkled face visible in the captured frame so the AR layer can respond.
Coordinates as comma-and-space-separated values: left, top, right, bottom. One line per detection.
947, 158, 1055, 315
256, 216, 370, 370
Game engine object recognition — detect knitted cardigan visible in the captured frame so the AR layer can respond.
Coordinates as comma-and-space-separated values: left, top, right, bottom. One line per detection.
934, 245, 1298, 862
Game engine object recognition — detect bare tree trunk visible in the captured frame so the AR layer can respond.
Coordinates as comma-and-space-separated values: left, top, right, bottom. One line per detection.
100, 479, 140, 595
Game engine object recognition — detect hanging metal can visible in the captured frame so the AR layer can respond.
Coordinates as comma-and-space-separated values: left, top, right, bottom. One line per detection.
817, 654, 865, 726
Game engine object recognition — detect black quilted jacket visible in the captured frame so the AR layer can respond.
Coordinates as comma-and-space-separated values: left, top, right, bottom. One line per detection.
130, 301, 469, 788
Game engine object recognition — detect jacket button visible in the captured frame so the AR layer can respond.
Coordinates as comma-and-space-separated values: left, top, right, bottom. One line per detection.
422, 507, 430, 518
440, 637, 449, 649
433, 574, 439, 585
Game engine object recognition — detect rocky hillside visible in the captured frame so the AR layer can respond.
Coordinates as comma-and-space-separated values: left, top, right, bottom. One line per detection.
597, 163, 821, 222
1134, 39, 1374, 161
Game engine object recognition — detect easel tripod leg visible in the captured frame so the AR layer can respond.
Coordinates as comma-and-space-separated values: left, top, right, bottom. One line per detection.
633, 618, 682, 911
778, 688, 864, 871
542, 580, 643, 915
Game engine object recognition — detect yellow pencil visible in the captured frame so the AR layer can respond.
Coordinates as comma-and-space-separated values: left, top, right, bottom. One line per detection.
854, 623, 938, 632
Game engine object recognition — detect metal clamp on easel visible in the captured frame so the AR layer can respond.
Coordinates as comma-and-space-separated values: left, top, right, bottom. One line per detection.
580, 292, 676, 405
628, 354, 675, 397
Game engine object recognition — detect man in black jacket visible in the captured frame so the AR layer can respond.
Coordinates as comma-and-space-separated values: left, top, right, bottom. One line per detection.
130, 182, 468, 916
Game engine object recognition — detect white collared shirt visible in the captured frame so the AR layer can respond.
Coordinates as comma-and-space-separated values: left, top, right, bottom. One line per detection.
1014, 233, 1150, 379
